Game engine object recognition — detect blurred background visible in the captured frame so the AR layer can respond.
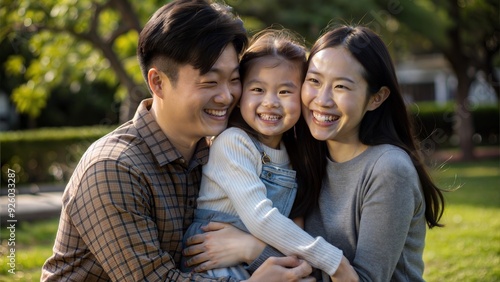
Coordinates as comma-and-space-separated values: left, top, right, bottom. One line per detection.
0, 0, 499, 281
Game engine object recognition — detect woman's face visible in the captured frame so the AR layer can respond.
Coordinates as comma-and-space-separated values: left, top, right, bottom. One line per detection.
301, 46, 374, 144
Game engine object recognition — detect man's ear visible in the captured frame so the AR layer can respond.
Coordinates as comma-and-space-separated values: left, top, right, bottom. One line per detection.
147, 68, 165, 98
367, 86, 390, 111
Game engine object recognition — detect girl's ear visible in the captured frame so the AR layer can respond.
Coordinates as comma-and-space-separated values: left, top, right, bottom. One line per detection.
147, 68, 165, 98
367, 86, 390, 111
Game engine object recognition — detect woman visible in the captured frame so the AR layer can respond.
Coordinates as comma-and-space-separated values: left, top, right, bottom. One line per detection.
184, 25, 445, 281
299, 25, 445, 281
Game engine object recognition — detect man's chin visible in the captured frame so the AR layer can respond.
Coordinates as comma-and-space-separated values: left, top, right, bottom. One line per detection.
205, 125, 228, 137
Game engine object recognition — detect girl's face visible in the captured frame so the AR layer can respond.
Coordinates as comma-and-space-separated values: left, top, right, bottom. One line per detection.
240, 56, 302, 148
301, 46, 376, 144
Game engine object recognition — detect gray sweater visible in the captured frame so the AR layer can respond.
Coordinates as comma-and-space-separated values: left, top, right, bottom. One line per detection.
305, 144, 426, 282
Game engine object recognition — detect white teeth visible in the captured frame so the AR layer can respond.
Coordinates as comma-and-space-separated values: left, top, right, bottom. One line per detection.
259, 113, 282, 121
205, 109, 227, 117
313, 112, 338, 122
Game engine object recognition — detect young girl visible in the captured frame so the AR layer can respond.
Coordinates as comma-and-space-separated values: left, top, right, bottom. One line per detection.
181, 29, 354, 280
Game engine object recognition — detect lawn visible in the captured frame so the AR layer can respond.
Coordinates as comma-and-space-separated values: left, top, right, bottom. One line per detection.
0, 159, 498, 281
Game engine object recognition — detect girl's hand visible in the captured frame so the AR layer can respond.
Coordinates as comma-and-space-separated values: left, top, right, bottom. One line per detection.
183, 222, 266, 271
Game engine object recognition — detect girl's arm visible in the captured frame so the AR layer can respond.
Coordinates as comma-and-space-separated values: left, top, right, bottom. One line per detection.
200, 130, 343, 276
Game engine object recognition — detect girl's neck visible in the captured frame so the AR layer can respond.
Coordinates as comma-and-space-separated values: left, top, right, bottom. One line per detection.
326, 140, 368, 163
258, 134, 282, 149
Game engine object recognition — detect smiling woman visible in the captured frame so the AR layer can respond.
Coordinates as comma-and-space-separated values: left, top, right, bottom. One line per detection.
299, 25, 446, 281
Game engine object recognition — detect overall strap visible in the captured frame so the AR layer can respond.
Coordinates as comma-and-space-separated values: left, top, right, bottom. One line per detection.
248, 134, 271, 164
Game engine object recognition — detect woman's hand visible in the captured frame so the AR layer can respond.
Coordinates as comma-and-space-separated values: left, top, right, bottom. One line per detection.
330, 256, 359, 282
244, 257, 315, 282
183, 222, 266, 271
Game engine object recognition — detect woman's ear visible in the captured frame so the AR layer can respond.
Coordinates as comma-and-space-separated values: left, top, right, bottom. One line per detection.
367, 86, 390, 111
147, 68, 165, 98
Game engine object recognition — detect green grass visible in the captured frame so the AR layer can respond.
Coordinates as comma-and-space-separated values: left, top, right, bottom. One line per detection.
0, 159, 498, 281
0, 219, 59, 281
424, 159, 500, 281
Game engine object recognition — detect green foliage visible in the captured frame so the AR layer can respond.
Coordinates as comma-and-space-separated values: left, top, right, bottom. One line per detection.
0, 125, 115, 185
1, 0, 145, 121
11, 81, 47, 118
2, 0, 498, 127
409, 102, 500, 150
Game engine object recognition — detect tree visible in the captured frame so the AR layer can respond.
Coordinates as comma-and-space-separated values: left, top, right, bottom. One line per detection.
1, 0, 162, 125
391, 0, 499, 160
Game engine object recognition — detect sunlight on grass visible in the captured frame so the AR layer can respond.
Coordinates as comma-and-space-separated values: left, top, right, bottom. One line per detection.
424, 205, 500, 281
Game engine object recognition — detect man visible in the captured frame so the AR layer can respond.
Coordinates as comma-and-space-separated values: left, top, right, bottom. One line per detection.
41, 0, 312, 281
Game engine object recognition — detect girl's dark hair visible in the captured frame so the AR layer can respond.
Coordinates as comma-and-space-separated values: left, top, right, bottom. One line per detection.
229, 28, 321, 218
137, 0, 248, 89
309, 25, 445, 228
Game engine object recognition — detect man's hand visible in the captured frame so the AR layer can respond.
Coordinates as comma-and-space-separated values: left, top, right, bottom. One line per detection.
183, 222, 265, 271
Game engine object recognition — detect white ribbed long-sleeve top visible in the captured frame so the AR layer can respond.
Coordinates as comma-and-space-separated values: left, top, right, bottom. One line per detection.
196, 127, 343, 276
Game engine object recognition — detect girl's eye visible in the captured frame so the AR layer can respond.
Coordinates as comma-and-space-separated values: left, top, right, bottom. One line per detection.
335, 85, 347, 89
279, 90, 292, 95
307, 78, 319, 84
231, 77, 240, 82
250, 88, 263, 92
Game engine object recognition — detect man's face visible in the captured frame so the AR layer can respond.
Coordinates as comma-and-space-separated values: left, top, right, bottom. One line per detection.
156, 44, 242, 144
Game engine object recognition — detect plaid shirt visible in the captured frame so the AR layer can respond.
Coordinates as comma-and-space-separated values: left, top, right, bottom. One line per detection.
42, 99, 236, 281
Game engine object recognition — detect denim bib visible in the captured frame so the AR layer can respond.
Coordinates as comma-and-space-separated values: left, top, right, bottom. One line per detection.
250, 136, 298, 217
181, 135, 298, 277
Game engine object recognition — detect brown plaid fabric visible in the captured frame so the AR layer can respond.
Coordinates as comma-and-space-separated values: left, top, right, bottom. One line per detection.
42, 99, 236, 281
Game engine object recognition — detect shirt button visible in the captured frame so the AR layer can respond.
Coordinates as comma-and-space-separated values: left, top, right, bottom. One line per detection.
179, 158, 186, 164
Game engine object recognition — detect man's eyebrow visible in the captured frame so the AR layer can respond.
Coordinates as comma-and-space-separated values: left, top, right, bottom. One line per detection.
206, 65, 240, 75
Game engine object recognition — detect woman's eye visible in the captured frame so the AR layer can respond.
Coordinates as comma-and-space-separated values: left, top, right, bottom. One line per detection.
307, 78, 319, 83
279, 90, 292, 95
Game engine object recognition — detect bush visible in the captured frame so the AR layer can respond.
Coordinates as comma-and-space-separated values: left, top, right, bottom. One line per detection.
0, 126, 116, 187
409, 102, 499, 149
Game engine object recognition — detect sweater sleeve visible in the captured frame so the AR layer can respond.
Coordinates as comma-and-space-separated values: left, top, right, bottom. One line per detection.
203, 129, 343, 276
353, 149, 425, 281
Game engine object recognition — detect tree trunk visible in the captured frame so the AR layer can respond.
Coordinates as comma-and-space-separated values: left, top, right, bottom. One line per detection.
453, 73, 475, 161
444, 0, 475, 161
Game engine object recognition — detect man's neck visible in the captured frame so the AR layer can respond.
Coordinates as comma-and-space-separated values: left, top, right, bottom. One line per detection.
150, 103, 199, 162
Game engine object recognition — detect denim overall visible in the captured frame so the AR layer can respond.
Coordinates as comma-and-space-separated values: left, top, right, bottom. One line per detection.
181, 136, 298, 279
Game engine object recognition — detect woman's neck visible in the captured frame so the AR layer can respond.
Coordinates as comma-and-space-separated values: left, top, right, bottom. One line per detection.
326, 140, 368, 163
